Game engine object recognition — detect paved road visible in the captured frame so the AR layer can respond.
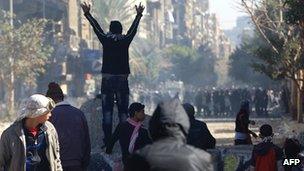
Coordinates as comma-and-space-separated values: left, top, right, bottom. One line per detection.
0, 117, 292, 147
204, 117, 286, 146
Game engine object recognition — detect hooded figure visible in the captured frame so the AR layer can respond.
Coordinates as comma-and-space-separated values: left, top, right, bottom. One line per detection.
125, 98, 213, 171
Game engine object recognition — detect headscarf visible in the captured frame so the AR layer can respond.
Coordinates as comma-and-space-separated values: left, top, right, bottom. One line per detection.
16, 94, 55, 121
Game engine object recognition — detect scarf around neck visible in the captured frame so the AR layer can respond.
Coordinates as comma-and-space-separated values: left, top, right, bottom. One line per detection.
127, 118, 142, 153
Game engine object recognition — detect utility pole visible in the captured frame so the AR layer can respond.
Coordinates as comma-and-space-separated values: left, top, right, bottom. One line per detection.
8, 0, 15, 116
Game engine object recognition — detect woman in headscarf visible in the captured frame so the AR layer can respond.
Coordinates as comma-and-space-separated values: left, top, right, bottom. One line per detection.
0, 94, 62, 171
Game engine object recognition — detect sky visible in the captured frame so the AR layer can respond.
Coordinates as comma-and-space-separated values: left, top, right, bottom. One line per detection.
209, 0, 248, 30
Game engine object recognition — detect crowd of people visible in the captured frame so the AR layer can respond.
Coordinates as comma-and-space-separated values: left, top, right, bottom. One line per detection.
0, 1, 302, 171
130, 87, 287, 118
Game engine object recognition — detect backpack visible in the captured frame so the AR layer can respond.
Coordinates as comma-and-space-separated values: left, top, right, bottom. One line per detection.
254, 148, 277, 171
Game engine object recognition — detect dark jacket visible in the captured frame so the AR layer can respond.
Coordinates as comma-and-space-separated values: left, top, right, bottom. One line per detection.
235, 109, 250, 133
187, 118, 216, 150
84, 12, 142, 75
106, 121, 152, 164
125, 99, 213, 171
49, 101, 91, 168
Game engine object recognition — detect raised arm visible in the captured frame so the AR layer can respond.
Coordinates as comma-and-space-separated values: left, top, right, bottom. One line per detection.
81, 2, 106, 44
125, 3, 145, 42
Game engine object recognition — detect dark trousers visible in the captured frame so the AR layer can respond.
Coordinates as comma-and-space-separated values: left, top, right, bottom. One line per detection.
63, 166, 84, 171
234, 139, 251, 145
101, 75, 129, 145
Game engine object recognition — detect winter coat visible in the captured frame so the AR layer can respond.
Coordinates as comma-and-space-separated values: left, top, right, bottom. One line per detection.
0, 121, 62, 171
125, 98, 213, 171
49, 101, 91, 168
106, 121, 152, 164
187, 118, 216, 150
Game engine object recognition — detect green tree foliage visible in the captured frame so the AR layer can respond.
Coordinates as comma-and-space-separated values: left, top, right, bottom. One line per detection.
241, 0, 304, 122
284, 0, 304, 25
228, 43, 276, 87
241, 0, 303, 83
164, 44, 217, 86
0, 10, 53, 115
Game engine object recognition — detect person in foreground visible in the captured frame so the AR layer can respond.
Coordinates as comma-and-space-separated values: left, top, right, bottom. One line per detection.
183, 103, 216, 150
0, 94, 62, 171
47, 82, 91, 171
106, 102, 152, 165
249, 124, 284, 171
125, 98, 213, 171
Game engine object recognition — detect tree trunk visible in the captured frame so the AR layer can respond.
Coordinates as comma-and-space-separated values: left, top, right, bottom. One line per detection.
291, 80, 298, 120
297, 89, 303, 123
299, 21, 304, 123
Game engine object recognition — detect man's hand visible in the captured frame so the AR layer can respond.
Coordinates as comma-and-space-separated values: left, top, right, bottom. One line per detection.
135, 2, 145, 15
81, 2, 91, 14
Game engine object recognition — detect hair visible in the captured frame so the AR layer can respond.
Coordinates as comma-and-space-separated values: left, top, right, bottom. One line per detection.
128, 103, 145, 117
46, 82, 64, 102
110, 21, 123, 34
259, 124, 273, 137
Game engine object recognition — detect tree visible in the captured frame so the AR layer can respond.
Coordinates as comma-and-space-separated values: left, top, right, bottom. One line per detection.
164, 44, 217, 86
195, 44, 217, 86
229, 42, 278, 87
241, 0, 304, 122
164, 45, 198, 83
0, 11, 53, 117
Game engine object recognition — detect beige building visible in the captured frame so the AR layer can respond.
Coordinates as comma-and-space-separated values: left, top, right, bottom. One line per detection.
0, 0, 100, 96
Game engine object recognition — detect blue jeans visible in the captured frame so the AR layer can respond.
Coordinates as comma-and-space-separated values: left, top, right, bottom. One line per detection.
101, 75, 129, 145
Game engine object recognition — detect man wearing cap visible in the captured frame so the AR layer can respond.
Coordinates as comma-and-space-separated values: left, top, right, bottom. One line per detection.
0, 94, 62, 171
106, 102, 152, 165
46, 82, 90, 171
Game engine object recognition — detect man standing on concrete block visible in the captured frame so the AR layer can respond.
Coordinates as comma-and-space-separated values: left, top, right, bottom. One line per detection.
81, 2, 145, 146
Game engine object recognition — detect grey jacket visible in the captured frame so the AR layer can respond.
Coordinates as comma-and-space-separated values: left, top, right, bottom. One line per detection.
0, 121, 62, 171
126, 98, 214, 171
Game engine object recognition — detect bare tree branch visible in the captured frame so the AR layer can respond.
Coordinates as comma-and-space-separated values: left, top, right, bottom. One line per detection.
241, 0, 280, 54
